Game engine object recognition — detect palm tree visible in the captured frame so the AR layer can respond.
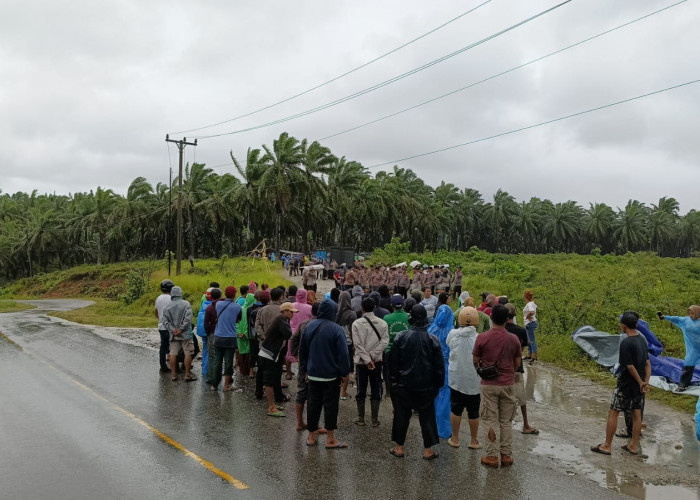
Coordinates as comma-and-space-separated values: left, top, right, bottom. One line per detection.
299, 139, 336, 252
259, 132, 304, 252
584, 202, 616, 253
648, 196, 679, 255
614, 200, 649, 253
232, 147, 265, 245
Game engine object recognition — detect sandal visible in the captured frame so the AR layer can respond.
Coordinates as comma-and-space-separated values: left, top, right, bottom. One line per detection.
521, 428, 539, 435
447, 437, 459, 448
590, 444, 611, 455
267, 411, 286, 418
389, 447, 404, 458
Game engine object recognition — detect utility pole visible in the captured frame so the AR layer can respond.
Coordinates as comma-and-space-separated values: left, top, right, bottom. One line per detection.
165, 134, 197, 275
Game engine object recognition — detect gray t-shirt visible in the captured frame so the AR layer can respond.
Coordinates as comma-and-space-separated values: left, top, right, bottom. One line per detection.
155, 294, 171, 330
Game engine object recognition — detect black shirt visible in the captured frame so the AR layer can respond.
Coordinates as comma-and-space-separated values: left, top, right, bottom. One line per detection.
506, 323, 528, 374
617, 334, 649, 397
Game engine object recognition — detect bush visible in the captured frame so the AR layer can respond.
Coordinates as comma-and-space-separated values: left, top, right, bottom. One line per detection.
119, 266, 153, 305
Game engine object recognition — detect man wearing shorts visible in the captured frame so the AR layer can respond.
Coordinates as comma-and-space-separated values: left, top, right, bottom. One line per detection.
161, 286, 196, 382
591, 311, 650, 456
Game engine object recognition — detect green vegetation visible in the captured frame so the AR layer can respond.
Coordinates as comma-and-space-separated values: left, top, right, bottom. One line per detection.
372, 242, 700, 413
0, 300, 35, 313
3, 257, 290, 327
2, 132, 700, 283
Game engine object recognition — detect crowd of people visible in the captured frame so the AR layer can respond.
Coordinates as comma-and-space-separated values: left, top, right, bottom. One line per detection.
153, 264, 700, 466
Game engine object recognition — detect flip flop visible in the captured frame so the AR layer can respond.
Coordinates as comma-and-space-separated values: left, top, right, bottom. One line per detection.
266, 411, 286, 418
305, 440, 317, 447
389, 448, 404, 458
325, 441, 348, 449
590, 444, 611, 455
447, 438, 459, 448
522, 428, 540, 435
468, 443, 483, 450
171, 377, 178, 382
422, 451, 439, 461
615, 432, 632, 438
184, 376, 197, 382
621, 444, 638, 455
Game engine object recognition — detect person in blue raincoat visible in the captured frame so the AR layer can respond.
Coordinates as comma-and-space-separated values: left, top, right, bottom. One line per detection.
429, 301, 455, 439
658, 305, 700, 391
196, 288, 213, 376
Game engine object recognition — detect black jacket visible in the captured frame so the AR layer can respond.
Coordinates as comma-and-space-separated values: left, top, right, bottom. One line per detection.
388, 324, 444, 392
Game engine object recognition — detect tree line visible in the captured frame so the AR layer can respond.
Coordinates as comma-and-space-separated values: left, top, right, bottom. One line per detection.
2, 132, 699, 280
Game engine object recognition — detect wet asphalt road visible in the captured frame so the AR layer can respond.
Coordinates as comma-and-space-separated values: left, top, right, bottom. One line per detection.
0, 301, 629, 499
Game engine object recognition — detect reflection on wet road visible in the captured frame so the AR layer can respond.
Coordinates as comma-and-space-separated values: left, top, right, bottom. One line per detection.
1, 300, 698, 499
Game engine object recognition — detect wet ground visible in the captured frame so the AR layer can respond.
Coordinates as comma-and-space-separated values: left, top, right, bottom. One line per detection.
1, 299, 699, 499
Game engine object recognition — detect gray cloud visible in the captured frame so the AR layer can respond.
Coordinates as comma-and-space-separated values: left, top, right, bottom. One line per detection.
1, 0, 698, 214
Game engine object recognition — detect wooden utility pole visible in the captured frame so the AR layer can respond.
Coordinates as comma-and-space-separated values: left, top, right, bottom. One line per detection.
165, 135, 197, 275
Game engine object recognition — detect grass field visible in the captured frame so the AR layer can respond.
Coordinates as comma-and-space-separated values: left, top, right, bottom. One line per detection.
0, 300, 35, 313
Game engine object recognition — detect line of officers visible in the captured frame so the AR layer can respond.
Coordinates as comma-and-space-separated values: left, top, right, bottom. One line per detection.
334, 263, 464, 298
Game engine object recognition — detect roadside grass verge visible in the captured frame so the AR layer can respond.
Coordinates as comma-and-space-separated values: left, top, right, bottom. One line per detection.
0, 300, 35, 313
28, 257, 291, 328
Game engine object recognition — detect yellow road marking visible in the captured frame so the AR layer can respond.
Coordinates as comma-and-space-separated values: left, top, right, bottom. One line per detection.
8, 340, 248, 490
0, 330, 23, 350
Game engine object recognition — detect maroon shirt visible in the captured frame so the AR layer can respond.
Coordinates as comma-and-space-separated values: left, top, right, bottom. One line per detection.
472, 327, 521, 386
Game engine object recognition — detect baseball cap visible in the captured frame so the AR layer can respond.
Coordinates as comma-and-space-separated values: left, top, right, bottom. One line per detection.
280, 302, 299, 313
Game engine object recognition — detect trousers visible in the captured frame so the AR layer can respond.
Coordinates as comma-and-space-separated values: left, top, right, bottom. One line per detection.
391, 387, 439, 448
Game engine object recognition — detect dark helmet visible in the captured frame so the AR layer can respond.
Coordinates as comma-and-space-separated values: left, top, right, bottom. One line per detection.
160, 279, 174, 293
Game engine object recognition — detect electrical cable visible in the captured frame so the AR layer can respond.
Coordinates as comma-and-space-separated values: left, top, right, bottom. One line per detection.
320, 0, 687, 141
366, 78, 700, 169
168, 0, 492, 135
194, 0, 572, 140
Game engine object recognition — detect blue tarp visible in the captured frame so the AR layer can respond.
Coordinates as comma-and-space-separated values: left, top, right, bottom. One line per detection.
572, 321, 700, 385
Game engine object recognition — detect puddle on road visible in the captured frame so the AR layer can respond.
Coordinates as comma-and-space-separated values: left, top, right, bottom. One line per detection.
527, 366, 700, 499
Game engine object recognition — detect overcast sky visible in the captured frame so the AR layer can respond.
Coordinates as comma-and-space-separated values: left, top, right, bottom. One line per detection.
2, 0, 699, 213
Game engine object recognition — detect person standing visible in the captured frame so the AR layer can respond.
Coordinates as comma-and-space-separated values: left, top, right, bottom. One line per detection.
300, 299, 351, 448
161, 286, 196, 382
286, 289, 312, 380
235, 292, 256, 377
155, 279, 174, 373
451, 266, 463, 300
259, 302, 297, 417
505, 303, 539, 435
336, 290, 358, 400
203, 288, 222, 382
196, 288, 214, 377
658, 306, 700, 391
382, 295, 411, 398
429, 303, 455, 440
210, 286, 242, 391
388, 305, 444, 460
421, 287, 438, 321
446, 306, 481, 449
591, 312, 650, 456
352, 298, 389, 427
472, 304, 522, 468
523, 290, 538, 363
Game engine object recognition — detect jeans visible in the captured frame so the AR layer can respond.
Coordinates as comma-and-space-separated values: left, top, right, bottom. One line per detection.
526, 321, 538, 355
356, 362, 383, 401
159, 329, 170, 370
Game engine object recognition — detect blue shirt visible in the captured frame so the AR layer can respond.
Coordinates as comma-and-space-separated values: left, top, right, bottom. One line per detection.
214, 299, 242, 338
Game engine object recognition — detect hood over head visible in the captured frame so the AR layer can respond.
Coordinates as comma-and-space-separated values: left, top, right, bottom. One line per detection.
317, 299, 338, 321
352, 285, 364, 298
369, 291, 381, 306
410, 304, 428, 326
170, 286, 183, 300
296, 289, 308, 304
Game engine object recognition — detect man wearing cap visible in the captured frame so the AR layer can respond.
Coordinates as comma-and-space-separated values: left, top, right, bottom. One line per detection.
382, 295, 410, 399
162, 286, 196, 382
388, 304, 444, 460
210, 286, 242, 391
259, 302, 297, 417
352, 298, 389, 427
155, 279, 174, 373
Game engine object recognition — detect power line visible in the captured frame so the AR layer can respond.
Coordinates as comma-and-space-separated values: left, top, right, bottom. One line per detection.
320, 0, 687, 141
194, 0, 573, 140
168, 1, 492, 136
366, 78, 700, 169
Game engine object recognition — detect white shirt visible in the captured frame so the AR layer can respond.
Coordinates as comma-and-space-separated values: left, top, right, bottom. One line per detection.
446, 326, 480, 395
523, 301, 537, 326
155, 294, 171, 330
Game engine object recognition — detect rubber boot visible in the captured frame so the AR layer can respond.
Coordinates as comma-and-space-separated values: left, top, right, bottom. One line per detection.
354, 399, 366, 426
680, 366, 694, 390
370, 399, 381, 427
